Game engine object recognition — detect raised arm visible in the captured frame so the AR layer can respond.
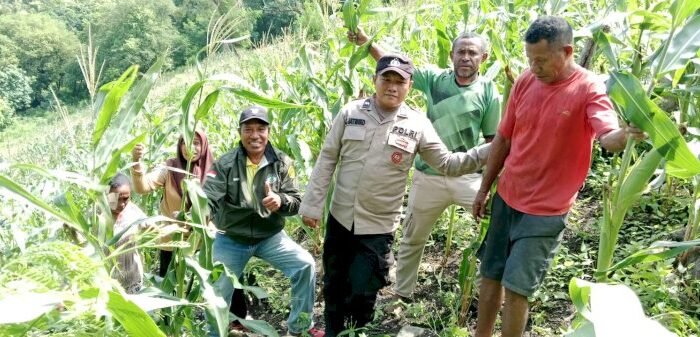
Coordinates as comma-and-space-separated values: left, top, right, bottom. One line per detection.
130, 143, 167, 194
348, 26, 387, 61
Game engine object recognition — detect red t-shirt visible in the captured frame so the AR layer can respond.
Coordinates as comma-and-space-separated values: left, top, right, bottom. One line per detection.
497, 67, 619, 215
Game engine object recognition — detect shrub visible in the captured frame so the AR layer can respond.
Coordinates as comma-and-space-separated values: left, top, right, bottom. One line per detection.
0, 97, 15, 130
0, 64, 34, 113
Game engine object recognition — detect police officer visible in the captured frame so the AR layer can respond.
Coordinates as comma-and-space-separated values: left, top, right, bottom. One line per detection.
299, 54, 490, 337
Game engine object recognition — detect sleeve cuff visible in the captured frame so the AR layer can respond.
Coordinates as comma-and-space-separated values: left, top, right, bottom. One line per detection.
298, 203, 323, 220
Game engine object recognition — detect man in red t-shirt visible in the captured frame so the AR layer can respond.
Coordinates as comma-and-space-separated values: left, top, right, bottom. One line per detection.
471, 16, 645, 337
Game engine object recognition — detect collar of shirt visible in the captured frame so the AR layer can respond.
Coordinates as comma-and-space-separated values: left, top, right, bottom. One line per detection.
245, 156, 268, 195
365, 96, 408, 124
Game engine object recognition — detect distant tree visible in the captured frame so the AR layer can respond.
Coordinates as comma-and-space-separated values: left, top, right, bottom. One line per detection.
0, 0, 108, 32
0, 35, 18, 68
93, 0, 178, 81
243, 0, 303, 42
0, 13, 80, 106
0, 65, 34, 113
171, 0, 255, 66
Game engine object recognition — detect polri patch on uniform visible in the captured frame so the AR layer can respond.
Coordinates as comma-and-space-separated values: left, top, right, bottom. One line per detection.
346, 118, 366, 126
391, 151, 403, 164
361, 99, 371, 109
391, 125, 418, 140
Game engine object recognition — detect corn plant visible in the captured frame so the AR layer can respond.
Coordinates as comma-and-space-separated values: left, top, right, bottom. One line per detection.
592, 0, 700, 280
0, 60, 180, 336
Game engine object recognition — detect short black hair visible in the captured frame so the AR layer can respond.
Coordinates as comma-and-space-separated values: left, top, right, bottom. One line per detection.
109, 173, 131, 191
452, 32, 489, 53
525, 16, 573, 46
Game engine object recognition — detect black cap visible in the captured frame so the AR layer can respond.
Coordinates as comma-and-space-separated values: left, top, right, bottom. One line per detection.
239, 105, 269, 125
376, 54, 414, 79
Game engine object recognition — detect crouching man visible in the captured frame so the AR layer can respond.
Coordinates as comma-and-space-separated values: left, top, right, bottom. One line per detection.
204, 106, 323, 337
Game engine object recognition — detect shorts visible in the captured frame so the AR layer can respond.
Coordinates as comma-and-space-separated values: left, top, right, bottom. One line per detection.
478, 193, 567, 297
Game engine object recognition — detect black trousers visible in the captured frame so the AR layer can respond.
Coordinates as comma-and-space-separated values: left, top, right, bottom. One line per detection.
323, 214, 394, 337
160, 250, 247, 318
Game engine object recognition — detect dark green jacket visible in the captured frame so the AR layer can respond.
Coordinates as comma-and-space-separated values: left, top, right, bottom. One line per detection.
203, 143, 301, 243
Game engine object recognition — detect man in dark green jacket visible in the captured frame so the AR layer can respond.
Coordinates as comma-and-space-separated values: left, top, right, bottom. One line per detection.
204, 106, 322, 337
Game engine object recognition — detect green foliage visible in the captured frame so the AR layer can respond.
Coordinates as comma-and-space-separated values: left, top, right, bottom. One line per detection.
566, 278, 676, 337
608, 71, 700, 178
243, 0, 303, 42
171, 0, 255, 66
92, 0, 178, 81
0, 13, 80, 105
296, 1, 328, 40
0, 35, 18, 68
0, 0, 106, 32
0, 64, 34, 113
0, 98, 14, 131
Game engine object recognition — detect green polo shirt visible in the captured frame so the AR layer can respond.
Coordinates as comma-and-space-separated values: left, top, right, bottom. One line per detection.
412, 67, 501, 175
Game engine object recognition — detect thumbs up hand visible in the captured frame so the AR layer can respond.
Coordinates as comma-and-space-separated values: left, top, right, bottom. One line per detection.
262, 181, 282, 212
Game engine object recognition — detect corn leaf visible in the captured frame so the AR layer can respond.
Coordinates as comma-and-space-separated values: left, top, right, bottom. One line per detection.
607, 71, 700, 178
434, 21, 451, 69
348, 28, 384, 72
568, 279, 676, 337
670, 0, 700, 27
94, 58, 164, 170
54, 192, 91, 239
569, 278, 593, 320
10, 163, 106, 192
616, 148, 663, 212
208, 73, 308, 109
100, 133, 147, 183
223, 86, 307, 110
342, 0, 357, 32
107, 290, 166, 337
91, 66, 138, 150
194, 89, 220, 121
651, 13, 700, 76
180, 80, 206, 150
186, 257, 229, 337
606, 239, 700, 272
0, 173, 79, 230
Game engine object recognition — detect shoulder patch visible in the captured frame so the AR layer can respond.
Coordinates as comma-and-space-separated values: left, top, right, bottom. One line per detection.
361, 99, 371, 109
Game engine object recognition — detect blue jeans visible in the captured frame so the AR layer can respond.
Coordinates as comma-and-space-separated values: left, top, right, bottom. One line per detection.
209, 231, 316, 336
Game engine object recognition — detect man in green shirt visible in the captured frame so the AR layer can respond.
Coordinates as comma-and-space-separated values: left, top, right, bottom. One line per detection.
350, 27, 501, 300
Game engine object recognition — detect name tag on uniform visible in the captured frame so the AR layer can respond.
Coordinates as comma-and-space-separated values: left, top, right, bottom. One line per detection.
387, 133, 417, 153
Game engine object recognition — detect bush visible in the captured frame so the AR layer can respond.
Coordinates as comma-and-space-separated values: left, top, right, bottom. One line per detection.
0, 97, 15, 130
0, 64, 34, 113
